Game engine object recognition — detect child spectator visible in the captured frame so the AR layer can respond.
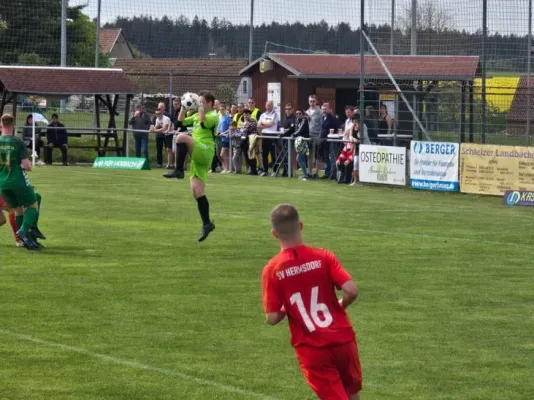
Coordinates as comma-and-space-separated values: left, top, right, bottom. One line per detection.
292, 109, 310, 181
225, 121, 242, 173
336, 118, 360, 185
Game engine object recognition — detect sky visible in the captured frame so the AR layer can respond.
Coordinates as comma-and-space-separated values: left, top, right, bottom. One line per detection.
71, 0, 532, 36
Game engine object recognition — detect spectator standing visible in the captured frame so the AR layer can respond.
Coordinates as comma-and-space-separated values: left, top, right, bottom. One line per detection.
240, 109, 259, 175
153, 102, 171, 168
280, 103, 297, 177
152, 106, 172, 166
44, 114, 68, 166
343, 106, 355, 135
378, 104, 393, 144
257, 100, 279, 177
227, 121, 242, 173
129, 104, 152, 162
22, 114, 45, 166
247, 98, 263, 122
306, 94, 322, 177
292, 108, 310, 181
319, 103, 340, 179
364, 105, 379, 144
217, 104, 232, 173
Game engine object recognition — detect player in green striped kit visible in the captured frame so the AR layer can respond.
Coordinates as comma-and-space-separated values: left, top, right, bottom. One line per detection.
163, 91, 218, 242
0, 114, 44, 250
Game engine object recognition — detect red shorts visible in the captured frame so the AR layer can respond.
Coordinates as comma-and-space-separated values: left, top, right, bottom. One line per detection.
295, 340, 362, 400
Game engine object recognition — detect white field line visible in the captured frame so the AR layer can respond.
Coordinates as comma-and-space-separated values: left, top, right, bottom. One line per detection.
0, 329, 278, 400
322, 225, 534, 250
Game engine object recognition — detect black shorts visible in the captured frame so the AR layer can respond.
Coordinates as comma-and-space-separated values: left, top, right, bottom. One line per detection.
164, 134, 174, 149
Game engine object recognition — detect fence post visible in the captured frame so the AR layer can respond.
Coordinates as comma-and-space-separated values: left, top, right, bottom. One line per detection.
168, 73, 173, 112
527, 0, 532, 146
481, 0, 487, 144
390, 0, 395, 55
359, 0, 365, 140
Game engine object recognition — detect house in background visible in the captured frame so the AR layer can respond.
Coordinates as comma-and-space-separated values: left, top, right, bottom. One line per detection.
506, 76, 534, 136
99, 28, 135, 64
239, 53, 480, 139
114, 58, 248, 104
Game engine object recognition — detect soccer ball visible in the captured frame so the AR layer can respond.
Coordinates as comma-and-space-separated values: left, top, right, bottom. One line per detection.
181, 92, 201, 111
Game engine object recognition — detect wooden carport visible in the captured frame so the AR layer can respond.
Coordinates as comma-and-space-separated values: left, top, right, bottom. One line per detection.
0, 66, 135, 156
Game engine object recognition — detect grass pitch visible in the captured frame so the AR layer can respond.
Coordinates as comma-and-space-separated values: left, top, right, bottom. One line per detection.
1, 167, 533, 399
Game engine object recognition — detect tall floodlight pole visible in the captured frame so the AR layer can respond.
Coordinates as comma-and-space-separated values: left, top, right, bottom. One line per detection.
249, 0, 254, 63
411, 0, 416, 55
94, 0, 102, 128
359, 0, 365, 128
481, 0, 487, 143
411, 0, 417, 141
95, 0, 101, 67
60, 0, 67, 113
528, 0, 532, 146
390, 0, 395, 54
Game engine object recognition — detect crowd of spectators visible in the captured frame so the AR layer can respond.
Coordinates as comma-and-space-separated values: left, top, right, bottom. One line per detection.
128, 95, 395, 185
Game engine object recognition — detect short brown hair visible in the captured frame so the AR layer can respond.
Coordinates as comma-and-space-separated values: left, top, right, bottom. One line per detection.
1, 114, 14, 128
270, 204, 300, 239
199, 90, 215, 107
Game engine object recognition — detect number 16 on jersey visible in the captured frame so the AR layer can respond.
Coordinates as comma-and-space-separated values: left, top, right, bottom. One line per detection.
290, 286, 333, 332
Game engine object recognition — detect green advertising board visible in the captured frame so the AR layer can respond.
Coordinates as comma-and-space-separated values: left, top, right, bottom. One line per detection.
92, 157, 151, 170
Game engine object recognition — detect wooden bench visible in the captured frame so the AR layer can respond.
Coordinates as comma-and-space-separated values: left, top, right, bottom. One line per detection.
66, 131, 124, 157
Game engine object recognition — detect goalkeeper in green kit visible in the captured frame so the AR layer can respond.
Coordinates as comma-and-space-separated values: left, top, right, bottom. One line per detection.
163, 91, 217, 242
0, 114, 44, 250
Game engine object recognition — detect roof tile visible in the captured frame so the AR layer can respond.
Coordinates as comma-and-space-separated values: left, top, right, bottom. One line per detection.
0, 66, 135, 95
262, 54, 480, 80
99, 28, 122, 54
507, 76, 534, 122
114, 58, 248, 76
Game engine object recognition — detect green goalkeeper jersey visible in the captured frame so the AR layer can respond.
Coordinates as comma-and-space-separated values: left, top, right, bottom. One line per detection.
0, 135, 30, 189
182, 110, 218, 147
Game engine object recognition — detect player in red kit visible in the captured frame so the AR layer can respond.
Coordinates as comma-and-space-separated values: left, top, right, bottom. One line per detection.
262, 203, 362, 400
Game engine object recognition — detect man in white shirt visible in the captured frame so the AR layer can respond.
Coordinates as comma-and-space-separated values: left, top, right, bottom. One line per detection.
306, 94, 322, 177
153, 106, 172, 167
344, 106, 355, 135
257, 101, 279, 177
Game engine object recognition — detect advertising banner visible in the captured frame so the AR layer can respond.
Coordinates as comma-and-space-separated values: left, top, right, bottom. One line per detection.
410, 141, 459, 191
359, 145, 406, 186
460, 144, 534, 195
93, 157, 151, 170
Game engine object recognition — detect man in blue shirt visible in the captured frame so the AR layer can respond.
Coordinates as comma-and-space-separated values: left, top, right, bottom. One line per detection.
319, 103, 340, 179
217, 104, 232, 173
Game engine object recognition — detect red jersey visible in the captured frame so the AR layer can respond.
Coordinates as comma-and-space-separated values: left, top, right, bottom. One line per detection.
0, 195, 7, 210
262, 245, 355, 348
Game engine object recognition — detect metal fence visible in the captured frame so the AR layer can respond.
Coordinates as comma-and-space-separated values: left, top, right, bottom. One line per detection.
2, 0, 533, 145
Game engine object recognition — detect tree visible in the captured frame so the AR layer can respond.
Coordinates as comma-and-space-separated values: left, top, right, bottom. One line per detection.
215, 84, 237, 108
398, 0, 454, 34
17, 53, 50, 66
0, 0, 108, 66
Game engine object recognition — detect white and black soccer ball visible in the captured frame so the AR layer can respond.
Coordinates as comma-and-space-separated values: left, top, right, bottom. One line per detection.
181, 92, 201, 111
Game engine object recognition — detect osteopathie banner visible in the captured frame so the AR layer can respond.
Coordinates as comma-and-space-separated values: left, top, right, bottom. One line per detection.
460, 144, 534, 195
359, 145, 406, 186
410, 141, 459, 191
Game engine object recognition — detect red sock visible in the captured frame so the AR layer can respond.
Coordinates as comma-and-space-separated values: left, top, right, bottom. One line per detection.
8, 212, 18, 237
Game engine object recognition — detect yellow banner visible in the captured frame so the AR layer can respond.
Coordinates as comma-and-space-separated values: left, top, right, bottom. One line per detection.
460, 144, 534, 195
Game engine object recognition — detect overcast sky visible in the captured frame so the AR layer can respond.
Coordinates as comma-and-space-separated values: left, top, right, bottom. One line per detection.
72, 0, 531, 36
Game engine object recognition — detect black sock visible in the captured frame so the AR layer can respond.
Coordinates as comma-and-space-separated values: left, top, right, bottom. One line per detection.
196, 195, 211, 226
175, 143, 188, 172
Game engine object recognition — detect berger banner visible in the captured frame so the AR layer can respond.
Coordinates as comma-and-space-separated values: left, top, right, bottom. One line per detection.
359, 145, 406, 186
460, 144, 534, 195
410, 141, 459, 192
